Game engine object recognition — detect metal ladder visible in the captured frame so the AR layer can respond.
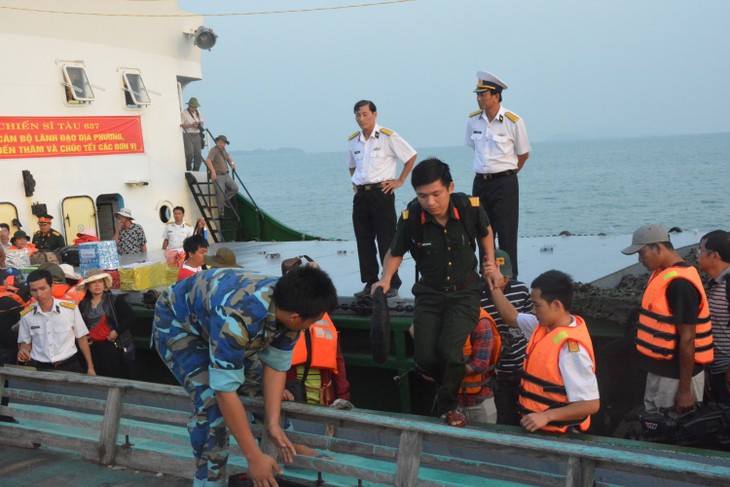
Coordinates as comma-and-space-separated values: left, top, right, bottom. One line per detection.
184, 172, 241, 243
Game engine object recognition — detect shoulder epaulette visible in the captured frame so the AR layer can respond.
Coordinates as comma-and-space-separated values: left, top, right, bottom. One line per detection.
379, 127, 394, 136
469, 110, 482, 118
468, 197, 480, 208
184, 223, 192, 227
59, 301, 76, 310
20, 305, 34, 317
33, 231, 41, 236
567, 339, 580, 353
401, 209, 409, 220
51, 231, 61, 236
505, 111, 520, 123
348, 131, 360, 141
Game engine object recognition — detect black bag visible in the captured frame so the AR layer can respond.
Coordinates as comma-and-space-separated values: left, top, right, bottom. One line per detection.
56, 245, 80, 266
115, 329, 136, 366
285, 380, 306, 403
286, 329, 314, 403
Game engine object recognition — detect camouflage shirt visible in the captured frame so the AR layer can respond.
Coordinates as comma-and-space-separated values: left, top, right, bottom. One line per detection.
153, 269, 300, 393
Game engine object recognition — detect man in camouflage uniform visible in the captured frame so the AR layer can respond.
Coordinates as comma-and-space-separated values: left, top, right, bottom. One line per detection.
152, 266, 337, 487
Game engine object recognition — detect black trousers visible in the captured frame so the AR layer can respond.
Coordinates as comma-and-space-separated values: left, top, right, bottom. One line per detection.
473, 173, 520, 277
352, 188, 401, 288
493, 373, 522, 426
29, 353, 84, 373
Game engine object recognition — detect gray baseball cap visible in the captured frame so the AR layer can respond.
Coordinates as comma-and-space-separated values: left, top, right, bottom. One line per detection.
621, 224, 670, 255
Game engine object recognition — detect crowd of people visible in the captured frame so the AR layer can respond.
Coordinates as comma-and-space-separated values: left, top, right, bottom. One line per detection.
0, 73, 728, 487
0, 203, 214, 384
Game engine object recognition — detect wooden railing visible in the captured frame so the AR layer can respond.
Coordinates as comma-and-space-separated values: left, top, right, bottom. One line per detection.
2, 366, 730, 486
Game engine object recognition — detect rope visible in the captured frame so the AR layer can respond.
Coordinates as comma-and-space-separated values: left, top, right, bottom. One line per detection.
0, 1, 415, 18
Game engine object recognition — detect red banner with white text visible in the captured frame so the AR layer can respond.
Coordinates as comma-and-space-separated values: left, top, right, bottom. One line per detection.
0, 116, 144, 159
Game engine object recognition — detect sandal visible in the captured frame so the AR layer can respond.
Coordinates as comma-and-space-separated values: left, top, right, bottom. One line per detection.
445, 409, 467, 428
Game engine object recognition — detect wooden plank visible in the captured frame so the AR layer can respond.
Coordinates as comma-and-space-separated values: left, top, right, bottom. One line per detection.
0, 427, 98, 460
114, 446, 195, 479
98, 386, 124, 465
1, 406, 103, 433
121, 402, 189, 424
5, 387, 108, 412
118, 422, 190, 447
394, 430, 421, 487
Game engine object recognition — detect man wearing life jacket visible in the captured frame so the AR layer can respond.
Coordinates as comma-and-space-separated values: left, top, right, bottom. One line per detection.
285, 312, 351, 407
698, 230, 730, 407
457, 308, 499, 424
0, 293, 26, 423
373, 158, 500, 428
622, 224, 713, 413
8, 230, 38, 257
488, 269, 599, 433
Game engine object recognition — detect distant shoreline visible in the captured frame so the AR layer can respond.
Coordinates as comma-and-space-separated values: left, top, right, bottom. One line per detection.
228, 131, 730, 155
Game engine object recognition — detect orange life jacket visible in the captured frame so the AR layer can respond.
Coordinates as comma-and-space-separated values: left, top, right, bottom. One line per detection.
8, 243, 38, 255
460, 308, 501, 395
518, 315, 596, 433
28, 284, 85, 305
636, 265, 713, 364
0, 290, 26, 307
291, 312, 338, 371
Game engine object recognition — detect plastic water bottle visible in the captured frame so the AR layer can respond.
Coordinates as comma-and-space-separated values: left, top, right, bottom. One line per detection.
203, 227, 209, 240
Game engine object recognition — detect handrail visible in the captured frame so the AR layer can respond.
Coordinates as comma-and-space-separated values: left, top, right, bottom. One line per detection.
2, 366, 730, 486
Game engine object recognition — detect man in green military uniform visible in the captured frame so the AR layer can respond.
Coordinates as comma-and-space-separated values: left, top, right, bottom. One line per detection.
373, 158, 499, 427
32, 214, 65, 251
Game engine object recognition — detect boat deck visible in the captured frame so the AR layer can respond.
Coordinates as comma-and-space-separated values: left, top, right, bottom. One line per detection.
135, 230, 704, 301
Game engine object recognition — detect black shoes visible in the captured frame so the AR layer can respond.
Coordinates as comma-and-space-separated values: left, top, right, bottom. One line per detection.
354, 285, 398, 299
353, 285, 372, 298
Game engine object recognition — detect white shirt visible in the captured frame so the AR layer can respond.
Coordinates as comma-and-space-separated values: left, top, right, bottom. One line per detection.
162, 222, 194, 250
18, 298, 89, 363
0, 240, 11, 250
516, 313, 599, 402
347, 123, 417, 185
181, 108, 204, 134
465, 105, 531, 174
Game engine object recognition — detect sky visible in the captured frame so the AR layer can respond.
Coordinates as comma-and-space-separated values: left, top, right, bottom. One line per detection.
179, 0, 730, 152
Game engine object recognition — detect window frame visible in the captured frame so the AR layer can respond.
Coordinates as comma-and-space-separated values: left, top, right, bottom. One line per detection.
122, 71, 151, 107
62, 65, 95, 102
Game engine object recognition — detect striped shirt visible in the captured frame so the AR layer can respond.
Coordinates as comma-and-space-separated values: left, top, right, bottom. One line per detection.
480, 280, 532, 376
708, 268, 730, 374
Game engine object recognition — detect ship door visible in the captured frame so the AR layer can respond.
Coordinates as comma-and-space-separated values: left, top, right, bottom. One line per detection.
0, 202, 20, 232
62, 196, 96, 245
96, 194, 123, 241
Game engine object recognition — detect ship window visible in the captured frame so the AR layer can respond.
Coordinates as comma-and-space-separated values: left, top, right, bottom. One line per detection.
123, 72, 151, 107
159, 205, 171, 223
62, 66, 95, 102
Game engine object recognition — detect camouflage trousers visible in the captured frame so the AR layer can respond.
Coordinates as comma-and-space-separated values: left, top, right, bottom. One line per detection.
153, 312, 263, 486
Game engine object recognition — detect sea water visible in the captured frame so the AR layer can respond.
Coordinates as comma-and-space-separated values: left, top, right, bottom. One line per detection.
232, 132, 729, 240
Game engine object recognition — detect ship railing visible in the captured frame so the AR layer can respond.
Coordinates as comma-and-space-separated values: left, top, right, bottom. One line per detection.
2, 366, 730, 486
